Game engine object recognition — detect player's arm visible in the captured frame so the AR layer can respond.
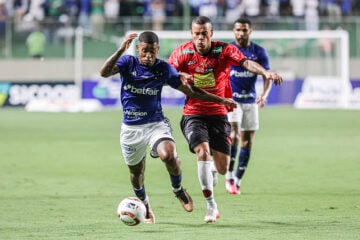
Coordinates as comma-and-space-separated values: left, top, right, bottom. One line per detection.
256, 75, 273, 108
242, 59, 283, 86
177, 72, 237, 108
100, 33, 138, 77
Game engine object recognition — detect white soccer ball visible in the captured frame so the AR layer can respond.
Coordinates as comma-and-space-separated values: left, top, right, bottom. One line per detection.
117, 197, 146, 226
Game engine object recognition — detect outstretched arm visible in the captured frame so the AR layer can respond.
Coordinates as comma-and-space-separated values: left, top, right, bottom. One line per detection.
177, 72, 237, 108
242, 59, 283, 86
100, 33, 138, 78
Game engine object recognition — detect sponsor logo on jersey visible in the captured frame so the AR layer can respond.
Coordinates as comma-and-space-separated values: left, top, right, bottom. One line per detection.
233, 92, 254, 98
124, 84, 159, 96
194, 72, 216, 88
212, 46, 223, 57
124, 109, 148, 117
187, 61, 196, 65
230, 70, 255, 78
182, 49, 194, 55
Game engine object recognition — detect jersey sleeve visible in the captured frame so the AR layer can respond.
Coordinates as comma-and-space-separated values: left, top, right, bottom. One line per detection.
116, 55, 132, 72
223, 44, 247, 67
258, 47, 270, 70
165, 62, 182, 89
168, 47, 183, 71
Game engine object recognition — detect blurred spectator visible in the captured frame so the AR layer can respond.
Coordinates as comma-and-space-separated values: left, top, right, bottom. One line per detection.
0, 1, 7, 35
199, 0, 218, 20
91, 0, 104, 37
189, 0, 201, 16
0, 0, 7, 55
290, 0, 305, 29
279, 0, 292, 16
78, 0, 92, 34
340, 0, 352, 16
305, 0, 319, 30
64, 0, 80, 24
319, 0, 342, 26
144, 0, 166, 31
20, 0, 45, 32
225, 0, 241, 24
104, 0, 119, 22
261, 0, 280, 17
239, 0, 261, 18
26, 23, 46, 59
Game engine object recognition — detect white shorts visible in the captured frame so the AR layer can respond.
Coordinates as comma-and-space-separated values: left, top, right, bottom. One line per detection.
120, 119, 174, 166
227, 103, 259, 131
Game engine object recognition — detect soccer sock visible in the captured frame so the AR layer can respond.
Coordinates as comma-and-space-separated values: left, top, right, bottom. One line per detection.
229, 145, 238, 172
170, 172, 182, 192
235, 148, 251, 183
197, 161, 216, 208
133, 186, 148, 204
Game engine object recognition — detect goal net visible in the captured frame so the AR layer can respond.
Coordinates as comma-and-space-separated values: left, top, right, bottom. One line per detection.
126, 30, 356, 109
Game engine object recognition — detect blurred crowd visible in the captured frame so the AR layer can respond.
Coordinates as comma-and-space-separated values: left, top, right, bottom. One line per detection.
0, 0, 359, 40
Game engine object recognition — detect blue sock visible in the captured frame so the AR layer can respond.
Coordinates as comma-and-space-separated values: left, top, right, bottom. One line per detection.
170, 172, 182, 191
236, 148, 251, 180
229, 145, 238, 172
133, 186, 146, 201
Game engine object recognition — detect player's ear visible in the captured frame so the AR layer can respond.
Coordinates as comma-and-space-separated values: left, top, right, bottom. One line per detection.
210, 29, 214, 37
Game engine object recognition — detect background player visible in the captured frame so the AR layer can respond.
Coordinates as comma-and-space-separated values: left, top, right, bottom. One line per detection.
225, 17, 273, 195
168, 16, 283, 223
100, 31, 237, 223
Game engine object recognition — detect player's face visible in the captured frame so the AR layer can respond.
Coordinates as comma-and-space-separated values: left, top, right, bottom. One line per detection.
136, 42, 159, 66
233, 22, 252, 48
191, 22, 213, 55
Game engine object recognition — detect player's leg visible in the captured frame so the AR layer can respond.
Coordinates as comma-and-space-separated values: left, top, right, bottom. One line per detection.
226, 104, 243, 194
194, 142, 220, 223
120, 124, 155, 223
181, 115, 218, 223
149, 119, 193, 212
127, 159, 155, 223
234, 130, 255, 191
234, 103, 259, 193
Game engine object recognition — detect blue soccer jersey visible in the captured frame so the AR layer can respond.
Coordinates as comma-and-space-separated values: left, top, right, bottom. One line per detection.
116, 55, 182, 125
229, 41, 270, 104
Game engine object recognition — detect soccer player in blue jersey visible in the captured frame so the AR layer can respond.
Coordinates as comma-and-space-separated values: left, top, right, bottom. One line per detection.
100, 31, 237, 223
225, 18, 273, 195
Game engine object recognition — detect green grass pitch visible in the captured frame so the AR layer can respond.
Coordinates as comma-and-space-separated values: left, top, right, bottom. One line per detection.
0, 107, 359, 239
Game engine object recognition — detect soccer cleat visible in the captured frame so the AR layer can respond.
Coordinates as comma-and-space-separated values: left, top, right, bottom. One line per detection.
225, 179, 236, 194
144, 203, 156, 224
174, 187, 194, 212
204, 207, 220, 223
233, 185, 241, 195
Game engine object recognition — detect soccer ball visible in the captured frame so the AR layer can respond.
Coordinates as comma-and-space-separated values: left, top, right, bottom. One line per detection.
117, 197, 146, 226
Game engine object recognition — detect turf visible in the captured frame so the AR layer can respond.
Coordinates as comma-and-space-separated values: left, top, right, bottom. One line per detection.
0, 107, 359, 240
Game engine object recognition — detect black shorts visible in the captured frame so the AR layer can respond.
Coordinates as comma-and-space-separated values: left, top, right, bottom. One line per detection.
180, 115, 231, 155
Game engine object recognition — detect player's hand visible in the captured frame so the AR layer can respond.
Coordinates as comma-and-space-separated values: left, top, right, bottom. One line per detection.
179, 72, 193, 85
256, 95, 266, 108
120, 33, 138, 51
221, 98, 237, 108
265, 72, 283, 86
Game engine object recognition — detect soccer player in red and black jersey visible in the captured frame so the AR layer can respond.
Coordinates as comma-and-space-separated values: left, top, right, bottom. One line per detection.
168, 16, 283, 223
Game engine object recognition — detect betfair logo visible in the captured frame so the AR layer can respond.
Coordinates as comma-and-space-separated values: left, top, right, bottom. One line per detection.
124, 84, 159, 96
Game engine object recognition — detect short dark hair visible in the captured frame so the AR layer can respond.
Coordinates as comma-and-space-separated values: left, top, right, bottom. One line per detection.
192, 16, 212, 26
138, 31, 159, 44
233, 17, 252, 27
